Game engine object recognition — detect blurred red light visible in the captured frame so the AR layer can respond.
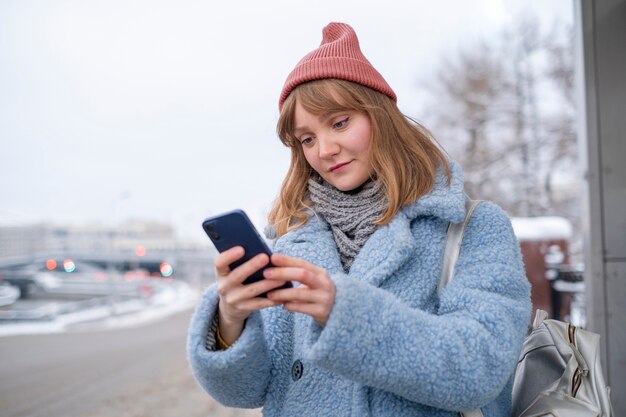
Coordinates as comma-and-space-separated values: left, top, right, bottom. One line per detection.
46, 259, 57, 270
135, 246, 147, 257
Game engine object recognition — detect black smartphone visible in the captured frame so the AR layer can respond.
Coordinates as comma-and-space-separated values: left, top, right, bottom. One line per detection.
202, 209, 292, 296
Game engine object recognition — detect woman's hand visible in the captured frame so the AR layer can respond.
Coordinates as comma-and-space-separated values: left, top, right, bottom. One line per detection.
214, 246, 284, 344
264, 253, 336, 327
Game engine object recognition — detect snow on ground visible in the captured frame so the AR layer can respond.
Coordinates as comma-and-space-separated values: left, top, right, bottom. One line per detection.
0, 281, 199, 337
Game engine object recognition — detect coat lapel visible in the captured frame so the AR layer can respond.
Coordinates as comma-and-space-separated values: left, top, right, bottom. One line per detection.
348, 211, 416, 287
275, 211, 416, 287
348, 161, 466, 286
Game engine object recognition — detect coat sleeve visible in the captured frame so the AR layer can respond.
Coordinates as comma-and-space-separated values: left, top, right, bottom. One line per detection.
301, 202, 532, 411
186, 284, 271, 408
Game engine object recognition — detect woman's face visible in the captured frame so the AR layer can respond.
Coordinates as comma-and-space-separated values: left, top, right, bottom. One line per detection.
293, 101, 374, 191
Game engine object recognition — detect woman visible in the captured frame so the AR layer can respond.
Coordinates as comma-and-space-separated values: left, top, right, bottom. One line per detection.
188, 22, 531, 417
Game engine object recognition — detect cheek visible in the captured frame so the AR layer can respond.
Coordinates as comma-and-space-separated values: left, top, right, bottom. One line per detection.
359, 139, 372, 154
302, 149, 321, 172
355, 121, 373, 154
356, 136, 372, 159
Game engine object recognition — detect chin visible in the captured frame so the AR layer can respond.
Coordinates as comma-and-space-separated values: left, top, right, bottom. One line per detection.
329, 179, 369, 192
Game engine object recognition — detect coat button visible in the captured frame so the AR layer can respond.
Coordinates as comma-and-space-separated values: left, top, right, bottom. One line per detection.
291, 360, 304, 381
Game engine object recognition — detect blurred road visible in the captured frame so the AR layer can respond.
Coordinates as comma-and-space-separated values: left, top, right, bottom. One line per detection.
0, 308, 261, 417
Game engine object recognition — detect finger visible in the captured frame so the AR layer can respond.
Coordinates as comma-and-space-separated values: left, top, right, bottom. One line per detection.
228, 253, 270, 285
214, 246, 244, 276
216, 252, 270, 298
227, 276, 288, 304
282, 301, 328, 320
267, 287, 329, 305
237, 297, 283, 312
264, 266, 318, 287
220, 295, 283, 324
271, 254, 324, 274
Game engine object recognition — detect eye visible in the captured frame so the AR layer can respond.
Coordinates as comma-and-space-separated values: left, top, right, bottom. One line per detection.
333, 117, 349, 129
299, 136, 314, 146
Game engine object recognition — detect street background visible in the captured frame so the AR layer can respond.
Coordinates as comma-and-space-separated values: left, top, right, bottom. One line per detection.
1, 0, 603, 415
0, 308, 261, 417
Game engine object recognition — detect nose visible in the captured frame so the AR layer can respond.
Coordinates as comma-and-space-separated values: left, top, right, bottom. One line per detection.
317, 135, 340, 159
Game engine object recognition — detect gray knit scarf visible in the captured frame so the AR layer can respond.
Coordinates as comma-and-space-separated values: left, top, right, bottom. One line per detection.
308, 177, 388, 272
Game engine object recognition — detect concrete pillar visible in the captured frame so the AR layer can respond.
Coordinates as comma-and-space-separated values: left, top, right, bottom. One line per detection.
577, 0, 626, 413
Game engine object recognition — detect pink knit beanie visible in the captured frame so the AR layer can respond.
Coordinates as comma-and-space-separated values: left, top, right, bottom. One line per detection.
279, 22, 397, 110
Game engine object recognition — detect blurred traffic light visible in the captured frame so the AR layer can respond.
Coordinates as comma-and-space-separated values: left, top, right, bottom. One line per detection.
159, 262, 173, 277
46, 259, 57, 270
135, 245, 147, 257
63, 259, 76, 273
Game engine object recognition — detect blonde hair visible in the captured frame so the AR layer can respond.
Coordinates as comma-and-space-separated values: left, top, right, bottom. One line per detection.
268, 79, 450, 236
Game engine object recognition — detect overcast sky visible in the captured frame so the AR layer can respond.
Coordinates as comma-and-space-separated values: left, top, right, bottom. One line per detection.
0, 0, 573, 244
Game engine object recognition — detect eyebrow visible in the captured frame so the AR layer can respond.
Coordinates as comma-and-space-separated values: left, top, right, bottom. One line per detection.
293, 125, 311, 136
293, 111, 346, 135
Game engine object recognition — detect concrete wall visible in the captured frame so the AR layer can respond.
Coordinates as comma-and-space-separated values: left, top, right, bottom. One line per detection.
577, 0, 626, 414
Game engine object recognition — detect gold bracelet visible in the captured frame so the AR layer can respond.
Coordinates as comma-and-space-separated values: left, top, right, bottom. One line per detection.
215, 325, 231, 350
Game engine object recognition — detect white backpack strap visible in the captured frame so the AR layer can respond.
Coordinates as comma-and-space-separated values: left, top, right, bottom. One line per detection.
532, 309, 549, 329
438, 199, 482, 294
438, 199, 485, 417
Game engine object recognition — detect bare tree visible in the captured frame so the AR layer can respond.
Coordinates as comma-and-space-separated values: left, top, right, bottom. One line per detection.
421, 16, 578, 222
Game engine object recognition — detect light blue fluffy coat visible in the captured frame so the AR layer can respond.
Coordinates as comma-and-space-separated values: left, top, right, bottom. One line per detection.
187, 162, 531, 416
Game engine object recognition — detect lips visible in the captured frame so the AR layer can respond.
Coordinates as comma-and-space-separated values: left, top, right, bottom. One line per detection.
329, 161, 351, 172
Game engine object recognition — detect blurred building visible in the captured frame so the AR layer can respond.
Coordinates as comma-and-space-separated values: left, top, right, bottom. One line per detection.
511, 216, 576, 319
0, 220, 188, 259
0, 220, 216, 289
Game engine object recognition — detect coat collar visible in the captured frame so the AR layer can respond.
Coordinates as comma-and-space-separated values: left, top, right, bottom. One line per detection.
272, 160, 467, 287
400, 159, 466, 224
